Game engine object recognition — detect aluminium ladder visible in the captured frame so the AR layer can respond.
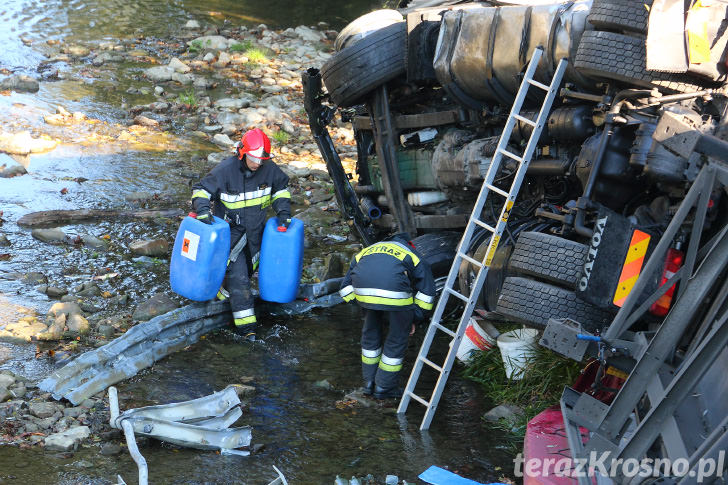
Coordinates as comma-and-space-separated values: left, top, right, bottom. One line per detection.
397, 47, 568, 430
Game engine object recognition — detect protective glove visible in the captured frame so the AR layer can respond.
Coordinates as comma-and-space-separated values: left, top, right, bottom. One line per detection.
196, 210, 213, 225
413, 307, 426, 324
277, 217, 291, 232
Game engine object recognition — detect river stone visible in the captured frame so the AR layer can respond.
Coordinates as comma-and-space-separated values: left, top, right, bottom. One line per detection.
184, 20, 200, 29
0, 163, 26, 178
80, 234, 106, 249
10, 384, 26, 399
0, 75, 39, 93
44, 425, 90, 452
190, 36, 230, 51
132, 292, 179, 321
22, 272, 48, 285
67, 45, 90, 57
0, 374, 14, 388
29, 401, 59, 419
66, 313, 89, 335
0, 345, 10, 364
97, 325, 115, 339
212, 133, 234, 148
215, 98, 250, 110
48, 302, 84, 319
171, 72, 195, 85
46, 286, 68, 298
203, 52, 215, 62
144, 66, 174, 82
483, 403, 524, 423
129, 238, 168, 257
100, 442, 122, 455
31, 228, 67, 243
0, 387, 9, 403
169, 57, 191, 73
0, 319, 48, 343
0, 131, 56, 154
63, 407, 84, 418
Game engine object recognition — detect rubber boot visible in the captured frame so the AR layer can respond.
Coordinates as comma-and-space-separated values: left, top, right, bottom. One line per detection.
373, 385, 403, 400
362, 381, 374, 396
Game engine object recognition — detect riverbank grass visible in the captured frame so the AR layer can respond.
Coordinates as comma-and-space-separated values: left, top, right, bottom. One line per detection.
463, 335, 583, 442
177, 89, 198, 107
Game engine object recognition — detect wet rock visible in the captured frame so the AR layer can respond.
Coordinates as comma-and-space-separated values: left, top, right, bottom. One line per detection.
133, 115, 160, 128
132, 292, 179, 321
0, 373, 16, 390
314, 379, 333, 390
0, 131, 57, 154
144, 66, 174, 82
212, 133, 234, 148
22, 272, 48, 285
80, 234, 107, 249
44, 425, 90, 452
215, 98, 251, 110
31, 228, 67, 243
9, 384, 26, 399
0, 75, 40, 93
171, 72, 195, 84
184, 20, 201, 29
0, 345, 10, 364
0, 163, 26, 178
54, 416, 77, 433
203, 52, 215, 62
230, 384, 256, 398
125, 191, 153, 204
483, 404, 524, 423
169, 57, 191, 74
29, 401, 59, 419
66, 313, 90, 335
67, 45, 90, 57
100, 442, 122, 455
319, 253, 345, 281
1, 319, 48, 343
190, 36, 230, 50
202, 125, 222, 133
97, 325, 115, 339
129, 238, 168, 257
0, 387, 9, 403
74, 282, 101, 297
48, 301, 84, 319
46, 286, 68, 298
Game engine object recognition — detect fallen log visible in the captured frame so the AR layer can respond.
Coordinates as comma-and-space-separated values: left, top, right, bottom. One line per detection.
17, 208, 185, 228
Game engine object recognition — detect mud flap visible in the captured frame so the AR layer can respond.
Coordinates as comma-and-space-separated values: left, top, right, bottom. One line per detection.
577, 207, 660, 311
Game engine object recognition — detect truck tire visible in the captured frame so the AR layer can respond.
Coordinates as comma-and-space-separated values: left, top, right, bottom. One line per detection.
321, 22, 406, 108
508, 232, 588, 290
587, 0, 653, 34
412, 231, 461, 317
334, 9, 403, 51
575, 31, 712, 94
496, 277, 613, 332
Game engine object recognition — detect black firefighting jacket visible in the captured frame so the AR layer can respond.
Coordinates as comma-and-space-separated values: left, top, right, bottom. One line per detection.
191, 154, 291, 266
339, 236, 436, 313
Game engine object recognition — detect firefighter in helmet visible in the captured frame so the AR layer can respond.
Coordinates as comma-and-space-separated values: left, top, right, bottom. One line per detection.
191, 128, 291, 341
339, 233, 436, 399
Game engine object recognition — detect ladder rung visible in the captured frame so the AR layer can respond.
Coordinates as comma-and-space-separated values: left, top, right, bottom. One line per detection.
458, 251, 483, 268
528, 78, 550, 91
407, 391, 430, 407
472, 219, 496, 232
513, 113, 536, 127
419, 356, 443, 373
485, 183, 510, 198
445, 287, 469, 302
434, 322, 456, 338
497, 148, 524, 164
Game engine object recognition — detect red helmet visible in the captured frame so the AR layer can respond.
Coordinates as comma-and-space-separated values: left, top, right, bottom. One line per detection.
237, 128, 272, 160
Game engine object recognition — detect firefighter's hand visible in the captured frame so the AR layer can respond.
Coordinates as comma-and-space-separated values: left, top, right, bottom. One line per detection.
197, 210, 213, 224
277, 217, 291, 232
410, 323, 416, 336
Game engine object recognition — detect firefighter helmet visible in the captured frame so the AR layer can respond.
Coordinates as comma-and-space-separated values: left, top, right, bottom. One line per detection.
237, 128, 272, 160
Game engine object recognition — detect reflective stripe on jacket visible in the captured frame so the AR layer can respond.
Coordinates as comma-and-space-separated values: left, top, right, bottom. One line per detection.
339, 238, 436, 312
191, 154, 291, 255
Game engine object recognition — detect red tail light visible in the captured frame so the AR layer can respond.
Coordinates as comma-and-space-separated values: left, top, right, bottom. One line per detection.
649, 248, 684, 317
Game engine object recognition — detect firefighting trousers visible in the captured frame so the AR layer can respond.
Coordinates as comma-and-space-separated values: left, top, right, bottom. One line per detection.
218, 244, 256, 333
360, 308, 414, 390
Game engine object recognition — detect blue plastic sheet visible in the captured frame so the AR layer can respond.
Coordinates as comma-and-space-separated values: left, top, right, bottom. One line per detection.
418, 466, 509, 485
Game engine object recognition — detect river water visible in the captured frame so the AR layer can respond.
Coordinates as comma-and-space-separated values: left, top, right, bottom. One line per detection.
0, 1, 514, 483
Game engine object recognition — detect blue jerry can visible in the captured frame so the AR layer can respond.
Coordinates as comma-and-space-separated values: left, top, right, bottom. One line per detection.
170, 214, 230, 301
259, 217, 304, 303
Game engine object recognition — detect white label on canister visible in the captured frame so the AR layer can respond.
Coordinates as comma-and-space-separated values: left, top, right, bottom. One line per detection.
181, 230, 200, 261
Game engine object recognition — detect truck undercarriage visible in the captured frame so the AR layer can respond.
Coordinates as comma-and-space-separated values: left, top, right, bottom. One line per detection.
304, 0, 728, 482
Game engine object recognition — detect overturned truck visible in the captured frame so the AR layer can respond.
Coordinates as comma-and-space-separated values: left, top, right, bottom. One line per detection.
304, 0, 728, 482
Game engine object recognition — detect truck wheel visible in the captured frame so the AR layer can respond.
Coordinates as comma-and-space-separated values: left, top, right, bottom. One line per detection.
334, 9, 403, 51
507, 232, 588, 290
321, 22, 406, 108
496, 277, 613, 332
575, 31, 713, 94
587, 0, 653, 34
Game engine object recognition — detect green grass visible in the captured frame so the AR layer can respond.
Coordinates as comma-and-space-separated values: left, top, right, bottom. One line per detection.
270, 129, 289, 144
244, 47, 268, 64
463, 333, 583, 447
188, 39, 203, 53
177, 89, 198, 107
230, 40, 253, 52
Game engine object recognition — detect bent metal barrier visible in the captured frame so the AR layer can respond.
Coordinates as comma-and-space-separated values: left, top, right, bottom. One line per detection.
39, 280, 344, 405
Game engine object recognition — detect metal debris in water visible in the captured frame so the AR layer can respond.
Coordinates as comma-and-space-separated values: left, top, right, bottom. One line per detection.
108, 385, 254, 485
